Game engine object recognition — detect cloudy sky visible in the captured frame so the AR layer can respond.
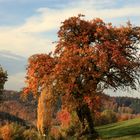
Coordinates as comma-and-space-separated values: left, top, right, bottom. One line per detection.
0, 0, 140, 97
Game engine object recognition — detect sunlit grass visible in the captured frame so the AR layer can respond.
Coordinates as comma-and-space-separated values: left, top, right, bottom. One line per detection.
96, 117, 140, 139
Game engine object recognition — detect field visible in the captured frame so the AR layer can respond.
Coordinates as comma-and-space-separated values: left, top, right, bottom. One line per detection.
97, 117, 140, 140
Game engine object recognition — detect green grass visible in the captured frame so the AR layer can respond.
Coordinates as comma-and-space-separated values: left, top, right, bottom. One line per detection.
96, 117, 140, 139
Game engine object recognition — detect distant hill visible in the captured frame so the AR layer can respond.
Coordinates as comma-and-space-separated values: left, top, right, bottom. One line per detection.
0, 90, 37, 126
102, 96, 140, 114
115, 96, 140, 114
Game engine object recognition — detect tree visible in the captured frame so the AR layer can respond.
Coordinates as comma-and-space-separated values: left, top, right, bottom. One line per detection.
23, 15, 140, 138
0, 65, 8, 102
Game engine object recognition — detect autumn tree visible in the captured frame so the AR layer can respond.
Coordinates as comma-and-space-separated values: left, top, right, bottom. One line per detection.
0, 65, 8, 102
23, 15, 140, 138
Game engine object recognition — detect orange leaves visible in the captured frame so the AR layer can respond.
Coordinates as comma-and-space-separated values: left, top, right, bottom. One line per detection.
23, 54, 55, 97
57, 108, 71, 128
22, 87, 30, 96
96, 49, 109, 72
84, 95, 102, 116
84, 96, 92, 108
70, 77, 76, 83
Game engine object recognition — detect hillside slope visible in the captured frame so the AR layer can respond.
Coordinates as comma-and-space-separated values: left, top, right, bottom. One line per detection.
0, 90, 37, 126
97, 117, 140, 139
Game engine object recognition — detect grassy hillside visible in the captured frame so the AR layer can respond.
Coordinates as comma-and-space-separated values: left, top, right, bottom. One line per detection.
97, 117, 140, 140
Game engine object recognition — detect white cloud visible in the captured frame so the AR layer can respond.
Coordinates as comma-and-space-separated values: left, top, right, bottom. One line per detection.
0, 27, 55, 57
0, 1, 140, 58
20, 2, 140, 33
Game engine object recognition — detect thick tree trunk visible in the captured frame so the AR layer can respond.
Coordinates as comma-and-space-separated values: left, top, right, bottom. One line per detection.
37, 87, 61, 135
76, 104, 98, 139
37, 87, 52, 135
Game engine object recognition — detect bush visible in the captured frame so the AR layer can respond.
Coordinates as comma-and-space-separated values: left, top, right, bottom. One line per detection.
0, 123, 45, 140
0, 123, 26, 140
0, 123, 12, 140
50, 110, 81, 139
95, 110, 117, 126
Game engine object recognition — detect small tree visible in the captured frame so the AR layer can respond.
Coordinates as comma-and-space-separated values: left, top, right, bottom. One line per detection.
23, 15, 140, 138
0, 65, 8, 102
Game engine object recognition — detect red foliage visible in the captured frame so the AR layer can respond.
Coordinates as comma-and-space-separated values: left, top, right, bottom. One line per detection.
57, 108, 71, 128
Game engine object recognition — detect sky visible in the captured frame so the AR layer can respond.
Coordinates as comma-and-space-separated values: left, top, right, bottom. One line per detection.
0, 0, 140, 97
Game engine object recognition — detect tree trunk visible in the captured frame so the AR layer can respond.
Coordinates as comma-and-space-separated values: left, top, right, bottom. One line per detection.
76, 104, 98, 139
37, 87, 52, 135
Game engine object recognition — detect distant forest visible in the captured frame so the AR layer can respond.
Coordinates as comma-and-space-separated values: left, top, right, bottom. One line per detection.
115, 96, 140, 114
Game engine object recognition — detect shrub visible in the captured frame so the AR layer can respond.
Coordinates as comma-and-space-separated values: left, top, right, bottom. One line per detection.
0, 123, 25, 140
0, 123, 12, 140
96, 110, 117, 125
0, 123, 44, 140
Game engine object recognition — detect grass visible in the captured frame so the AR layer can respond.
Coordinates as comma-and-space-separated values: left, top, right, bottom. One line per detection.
96, 117, 140, 139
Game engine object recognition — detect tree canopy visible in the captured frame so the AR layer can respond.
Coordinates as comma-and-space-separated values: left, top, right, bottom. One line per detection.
24, 15, 140, 106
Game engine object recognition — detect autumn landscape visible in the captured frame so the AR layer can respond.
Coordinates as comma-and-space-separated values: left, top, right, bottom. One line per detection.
1, 0, 140, 140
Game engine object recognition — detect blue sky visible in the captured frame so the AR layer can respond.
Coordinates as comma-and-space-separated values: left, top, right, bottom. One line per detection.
0, 0, 140, 97
1, 0, 140, 27
0, 0, 71, 26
